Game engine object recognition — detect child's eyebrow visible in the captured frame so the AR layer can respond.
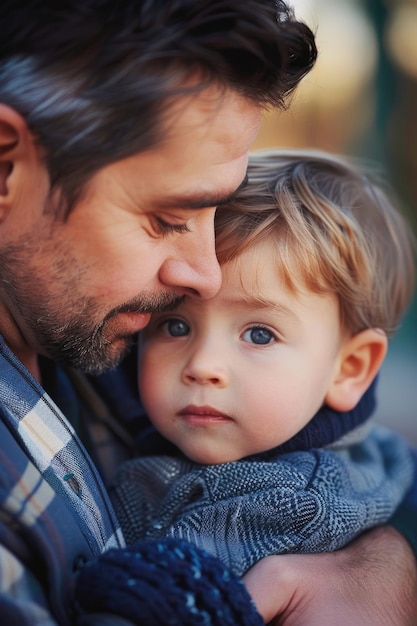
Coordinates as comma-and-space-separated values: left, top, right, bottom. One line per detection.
225, 296, 298, 319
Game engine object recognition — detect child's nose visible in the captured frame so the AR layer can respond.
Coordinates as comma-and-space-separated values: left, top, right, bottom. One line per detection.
182, 347, 228, 387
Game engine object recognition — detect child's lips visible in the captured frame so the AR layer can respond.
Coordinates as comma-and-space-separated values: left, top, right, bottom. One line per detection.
177, 405, 232, 425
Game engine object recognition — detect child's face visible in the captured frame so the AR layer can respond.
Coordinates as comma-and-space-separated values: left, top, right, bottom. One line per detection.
139, 239, 347, 464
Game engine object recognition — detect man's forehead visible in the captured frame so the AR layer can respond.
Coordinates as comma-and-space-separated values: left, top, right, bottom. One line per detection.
161, 83, 262, 153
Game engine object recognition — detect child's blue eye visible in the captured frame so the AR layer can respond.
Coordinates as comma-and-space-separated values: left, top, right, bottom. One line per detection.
243, 326, 274, 345
164, 319, 190, 337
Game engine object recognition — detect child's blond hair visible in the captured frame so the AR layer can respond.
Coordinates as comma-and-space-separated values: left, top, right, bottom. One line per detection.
215, 149, 415, 336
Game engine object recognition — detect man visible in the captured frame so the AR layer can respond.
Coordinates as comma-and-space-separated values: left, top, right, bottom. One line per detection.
0, 1, 415, 624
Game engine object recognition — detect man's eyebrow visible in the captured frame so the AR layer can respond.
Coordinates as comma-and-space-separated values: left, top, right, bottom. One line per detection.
156, 174, 249, 210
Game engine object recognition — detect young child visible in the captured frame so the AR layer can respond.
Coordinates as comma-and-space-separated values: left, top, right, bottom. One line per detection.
110, 149, 415, 574
75, 149, 415, 625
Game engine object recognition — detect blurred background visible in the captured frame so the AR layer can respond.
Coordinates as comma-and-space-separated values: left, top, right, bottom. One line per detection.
253, 0, 417, 444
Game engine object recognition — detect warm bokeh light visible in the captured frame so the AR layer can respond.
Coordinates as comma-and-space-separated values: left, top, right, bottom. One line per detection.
253, 0, 378, 152
386, 4, 417, 79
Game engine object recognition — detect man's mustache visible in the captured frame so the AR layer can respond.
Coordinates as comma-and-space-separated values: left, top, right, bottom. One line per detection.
105, 292, 185, 320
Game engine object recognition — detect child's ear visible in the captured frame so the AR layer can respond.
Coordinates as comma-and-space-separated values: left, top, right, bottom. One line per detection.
0, 104, 35, 222
325, 328, 388, 412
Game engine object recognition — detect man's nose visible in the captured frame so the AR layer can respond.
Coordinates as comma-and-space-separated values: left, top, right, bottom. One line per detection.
159, 252, 222, 300
158, 210, 222, 299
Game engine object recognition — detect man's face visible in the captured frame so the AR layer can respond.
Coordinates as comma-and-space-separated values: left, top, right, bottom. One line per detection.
0, 86, 261, 373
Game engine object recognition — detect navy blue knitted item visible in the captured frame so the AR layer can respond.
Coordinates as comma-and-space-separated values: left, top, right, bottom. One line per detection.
130, 376, 378, 458
274, 375, 378, 454
75, 537, 264, 626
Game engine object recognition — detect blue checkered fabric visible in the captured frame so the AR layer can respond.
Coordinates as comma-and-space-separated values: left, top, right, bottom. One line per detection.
0, 336, 124, 625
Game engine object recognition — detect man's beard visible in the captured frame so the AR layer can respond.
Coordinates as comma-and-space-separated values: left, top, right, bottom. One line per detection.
38, 292, 182, 374
0, 236, 182, 375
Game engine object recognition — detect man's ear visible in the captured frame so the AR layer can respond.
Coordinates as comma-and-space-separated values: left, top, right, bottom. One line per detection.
325, 328, 388, 412
0, 104, 35, 221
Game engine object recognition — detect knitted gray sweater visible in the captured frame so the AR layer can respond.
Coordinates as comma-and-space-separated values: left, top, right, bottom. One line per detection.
111, 425, 413, 576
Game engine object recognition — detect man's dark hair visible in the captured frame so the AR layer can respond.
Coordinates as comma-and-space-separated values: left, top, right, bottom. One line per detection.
0, 0, 317, 208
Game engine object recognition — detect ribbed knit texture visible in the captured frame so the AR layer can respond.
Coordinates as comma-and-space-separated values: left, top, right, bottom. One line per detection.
75, 537, 264, 625
274, 376, 377, 453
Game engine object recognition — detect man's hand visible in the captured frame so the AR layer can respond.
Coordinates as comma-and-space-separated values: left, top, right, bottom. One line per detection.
243, 526, 417, 625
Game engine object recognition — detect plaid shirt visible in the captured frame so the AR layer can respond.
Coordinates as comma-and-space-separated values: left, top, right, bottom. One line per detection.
0, 336, 125, 625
